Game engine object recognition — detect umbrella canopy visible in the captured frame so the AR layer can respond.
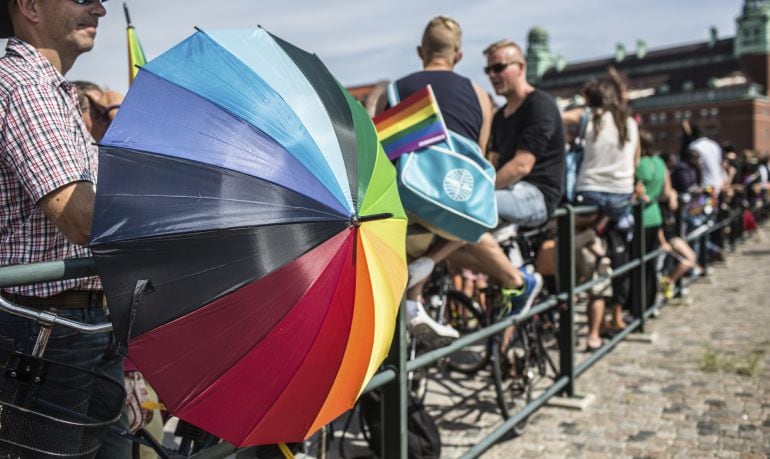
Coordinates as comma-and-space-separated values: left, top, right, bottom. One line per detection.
90, 28, 407, 446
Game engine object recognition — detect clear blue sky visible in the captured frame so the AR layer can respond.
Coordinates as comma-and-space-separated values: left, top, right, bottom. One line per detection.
60, 0, 744, 97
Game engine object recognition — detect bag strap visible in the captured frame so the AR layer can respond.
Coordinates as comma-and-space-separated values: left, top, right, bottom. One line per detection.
386, 81, 400, 106
576, 109, 590, 146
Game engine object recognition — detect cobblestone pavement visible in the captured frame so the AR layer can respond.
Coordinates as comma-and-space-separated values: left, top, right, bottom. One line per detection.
476, 232, 770, 458
321, 230, 769, 459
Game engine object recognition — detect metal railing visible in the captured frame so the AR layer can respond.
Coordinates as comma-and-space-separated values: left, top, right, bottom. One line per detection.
0, 196, 756, 459
377, 197, 752, 459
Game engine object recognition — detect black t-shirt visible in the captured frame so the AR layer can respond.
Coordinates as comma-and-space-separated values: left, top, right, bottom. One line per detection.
489, 89, 565, 215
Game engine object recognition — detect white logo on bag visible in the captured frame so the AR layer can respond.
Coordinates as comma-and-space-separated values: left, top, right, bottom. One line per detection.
443, 168, 474, 202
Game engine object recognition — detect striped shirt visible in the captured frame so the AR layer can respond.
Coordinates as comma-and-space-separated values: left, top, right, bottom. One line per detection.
0, 38, 100, 296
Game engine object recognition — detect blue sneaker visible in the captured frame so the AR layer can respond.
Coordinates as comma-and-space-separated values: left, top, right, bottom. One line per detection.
501, 270, 543, 319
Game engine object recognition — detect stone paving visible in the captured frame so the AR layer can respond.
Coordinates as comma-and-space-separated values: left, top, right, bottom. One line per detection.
476, 232, 770, 458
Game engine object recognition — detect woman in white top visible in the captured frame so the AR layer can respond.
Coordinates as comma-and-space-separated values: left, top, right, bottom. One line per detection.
564, 76, 640, 350
575, 79, 639, 221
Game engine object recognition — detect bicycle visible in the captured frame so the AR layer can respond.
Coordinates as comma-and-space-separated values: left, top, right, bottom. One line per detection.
0, 294, 125, 458
485, 224, 560, 435
405, 261, 488, 401
421, 262, 489, 374
486, 291, 559, 435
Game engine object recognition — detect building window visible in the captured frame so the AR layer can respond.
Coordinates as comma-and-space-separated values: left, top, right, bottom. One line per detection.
659, 131, 668, 141
660, 112, 667, 123
700, 108, 709, 117
682, 81, 694, 92
674, 111, 682, 121
650, 113, 658, 124
711, 107, 719, 117
684, 110, 692, 120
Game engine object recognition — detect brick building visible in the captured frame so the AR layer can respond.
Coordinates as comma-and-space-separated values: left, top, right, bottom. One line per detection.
531, 0, 770, 154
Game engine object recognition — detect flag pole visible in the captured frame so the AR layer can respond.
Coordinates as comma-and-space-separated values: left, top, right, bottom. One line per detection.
123, 2, 132, 28
123, 3, 146, 85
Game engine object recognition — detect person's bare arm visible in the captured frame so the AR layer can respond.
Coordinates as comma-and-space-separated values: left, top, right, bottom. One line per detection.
658, 228, 671, 253
662, 169, 673, 200
634, 134, 641, 168
373, 89, 389, 116
487, 150, 500, 168
561, 107, 584, 127
38, 181, 95, 246
472, 82, 493, 154
495, 150, 535, 189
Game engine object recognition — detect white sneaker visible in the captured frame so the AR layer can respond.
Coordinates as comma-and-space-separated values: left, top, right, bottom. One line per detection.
407, 301, 459, 349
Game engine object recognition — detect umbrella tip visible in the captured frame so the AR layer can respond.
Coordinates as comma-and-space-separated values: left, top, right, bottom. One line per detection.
351, 215, 361, 227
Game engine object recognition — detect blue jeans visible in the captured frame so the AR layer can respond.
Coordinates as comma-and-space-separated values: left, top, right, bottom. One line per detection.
575, 190, 633, 226
576, 191, 634, 307
0, 306, 130, 458
495, 181, 548, 227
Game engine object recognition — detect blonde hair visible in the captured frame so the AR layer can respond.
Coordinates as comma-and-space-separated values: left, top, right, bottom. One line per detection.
483, 39, 524, 59
421, 16, 462, 63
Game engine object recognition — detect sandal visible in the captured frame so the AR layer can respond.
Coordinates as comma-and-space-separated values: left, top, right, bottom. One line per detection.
585, 338, 603, 352
599, 326, 622, 339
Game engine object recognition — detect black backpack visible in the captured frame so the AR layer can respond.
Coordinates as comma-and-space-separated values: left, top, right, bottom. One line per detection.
357, 390, 441, 459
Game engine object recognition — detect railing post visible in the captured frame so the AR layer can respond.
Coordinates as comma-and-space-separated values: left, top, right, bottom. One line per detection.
674, 197, 686, 296
380, 296, 408, 458
556, 205, 576, 397
630, 202, 646, 332
699, 215, 710, 273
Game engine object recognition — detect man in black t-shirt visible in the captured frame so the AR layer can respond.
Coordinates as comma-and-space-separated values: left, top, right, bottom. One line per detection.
483, 39, 564, 226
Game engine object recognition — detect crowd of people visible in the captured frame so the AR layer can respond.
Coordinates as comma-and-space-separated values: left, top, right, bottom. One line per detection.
0, 1, 768, 456
394, 16, 770, 355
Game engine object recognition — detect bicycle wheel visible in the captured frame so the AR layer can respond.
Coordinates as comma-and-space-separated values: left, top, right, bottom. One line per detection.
441, 290, 490, 374
531, 319, 559, 378
491, 327, 533, 435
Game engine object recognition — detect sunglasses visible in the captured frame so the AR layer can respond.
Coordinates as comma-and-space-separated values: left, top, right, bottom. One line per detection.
483, 61, 522, 75
71, 0, 109, 4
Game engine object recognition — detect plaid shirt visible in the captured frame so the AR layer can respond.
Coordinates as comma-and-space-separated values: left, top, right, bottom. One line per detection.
0, 38, 100, 296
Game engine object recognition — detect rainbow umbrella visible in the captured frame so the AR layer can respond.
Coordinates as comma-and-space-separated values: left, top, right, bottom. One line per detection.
90, 28, 407, 446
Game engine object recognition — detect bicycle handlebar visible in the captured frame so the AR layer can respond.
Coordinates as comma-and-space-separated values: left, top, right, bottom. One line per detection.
0, 294, 113, 334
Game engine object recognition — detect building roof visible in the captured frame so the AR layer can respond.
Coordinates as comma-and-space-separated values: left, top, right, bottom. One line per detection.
538, 37, 744, 100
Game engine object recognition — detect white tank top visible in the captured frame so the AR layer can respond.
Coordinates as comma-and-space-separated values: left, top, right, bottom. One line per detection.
576, 111, 638, 194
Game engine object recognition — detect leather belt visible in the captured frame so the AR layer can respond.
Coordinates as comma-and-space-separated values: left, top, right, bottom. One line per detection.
0, 290, 106, 309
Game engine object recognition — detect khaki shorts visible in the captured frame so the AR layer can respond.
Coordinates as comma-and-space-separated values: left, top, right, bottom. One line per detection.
404, 211, 462, 259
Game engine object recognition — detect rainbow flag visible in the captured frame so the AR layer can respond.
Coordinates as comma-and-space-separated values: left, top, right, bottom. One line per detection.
124, 3, 146, 85
373, 85, 448, 160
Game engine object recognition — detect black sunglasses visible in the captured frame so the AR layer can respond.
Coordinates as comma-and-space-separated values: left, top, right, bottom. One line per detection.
71, 0, 109, 4
483, 61, 521, 75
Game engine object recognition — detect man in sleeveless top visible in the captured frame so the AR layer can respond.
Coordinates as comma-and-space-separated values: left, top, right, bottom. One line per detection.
378, 17, 543, 346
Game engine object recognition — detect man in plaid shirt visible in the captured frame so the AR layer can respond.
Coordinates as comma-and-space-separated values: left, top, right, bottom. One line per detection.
0, 0, 130, 456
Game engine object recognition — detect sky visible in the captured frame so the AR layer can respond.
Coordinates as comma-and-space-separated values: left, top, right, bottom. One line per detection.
60, 0, 745, 98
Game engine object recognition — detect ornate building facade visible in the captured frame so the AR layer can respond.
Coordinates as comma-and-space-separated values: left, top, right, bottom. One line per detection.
532, 0, 770, 154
